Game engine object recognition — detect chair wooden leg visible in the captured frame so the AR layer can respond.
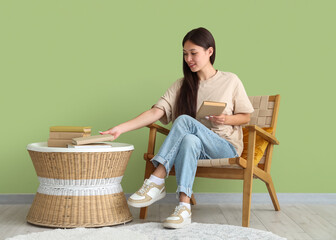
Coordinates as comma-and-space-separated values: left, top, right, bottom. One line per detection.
139, 206, 148, 219
190, 194, 197, 205
242, 168, 253, 227
242, 129, 256, 227
266, 177, 280, 211
139, 160, 155, 219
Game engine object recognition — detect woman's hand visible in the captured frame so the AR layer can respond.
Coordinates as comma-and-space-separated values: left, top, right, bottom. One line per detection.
207, 114, 227, 125
99, 126, 123, 140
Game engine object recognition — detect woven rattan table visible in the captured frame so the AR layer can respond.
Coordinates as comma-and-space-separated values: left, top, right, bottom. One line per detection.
26, 142, 134, 228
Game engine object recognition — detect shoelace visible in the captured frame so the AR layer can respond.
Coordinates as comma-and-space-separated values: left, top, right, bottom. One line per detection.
138, 181, 151, 195
172, 205, 184, 216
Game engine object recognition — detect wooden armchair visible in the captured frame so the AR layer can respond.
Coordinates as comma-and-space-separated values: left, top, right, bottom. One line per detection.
140, 95, 281, 227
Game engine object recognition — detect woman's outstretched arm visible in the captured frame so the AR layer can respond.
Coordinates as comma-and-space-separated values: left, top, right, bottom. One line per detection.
100, 107, 165, 140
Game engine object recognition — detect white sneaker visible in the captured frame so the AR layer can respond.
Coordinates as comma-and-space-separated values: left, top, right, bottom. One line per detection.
127, 179, 166, 208
162, 205, 192, 229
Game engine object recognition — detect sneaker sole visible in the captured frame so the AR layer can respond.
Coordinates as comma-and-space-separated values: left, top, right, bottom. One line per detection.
127, 191, 166, 208
163, 217, 191, 229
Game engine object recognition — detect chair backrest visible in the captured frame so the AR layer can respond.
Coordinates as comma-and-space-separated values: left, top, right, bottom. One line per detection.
247, 95, 279, 129
246, 95, 280, 164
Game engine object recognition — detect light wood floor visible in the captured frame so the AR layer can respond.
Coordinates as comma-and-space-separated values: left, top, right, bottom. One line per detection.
1, 203, 335, 240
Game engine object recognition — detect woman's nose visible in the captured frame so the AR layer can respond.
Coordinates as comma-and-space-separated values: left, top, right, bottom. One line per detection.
185, 54, 192, 63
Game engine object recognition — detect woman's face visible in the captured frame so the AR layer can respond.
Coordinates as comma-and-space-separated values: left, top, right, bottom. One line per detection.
183, 40, 213, 73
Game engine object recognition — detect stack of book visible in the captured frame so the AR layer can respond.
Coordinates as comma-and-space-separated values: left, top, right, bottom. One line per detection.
48, 126, 92, 147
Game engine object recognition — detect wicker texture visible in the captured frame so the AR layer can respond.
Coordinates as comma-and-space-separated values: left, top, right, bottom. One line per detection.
27, 192, 132, 228
27, 149, 133, 228
197, 96, 275, 168
28, 151, 132, 179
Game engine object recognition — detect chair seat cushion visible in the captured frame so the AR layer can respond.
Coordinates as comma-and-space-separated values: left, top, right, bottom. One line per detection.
240, 127, 273, 165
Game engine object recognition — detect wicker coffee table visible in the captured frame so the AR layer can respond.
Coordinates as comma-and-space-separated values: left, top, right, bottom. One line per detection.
26, 142, 134, 228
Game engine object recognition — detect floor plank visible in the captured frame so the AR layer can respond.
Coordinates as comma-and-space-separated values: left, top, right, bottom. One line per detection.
281, 204, 336, 240
190, 204, 228, 224
1, 203, 336, 240
218, 203, 268, 231
307, 204, 336, 227
0, 205, 50, 239
252, 204, 313, 240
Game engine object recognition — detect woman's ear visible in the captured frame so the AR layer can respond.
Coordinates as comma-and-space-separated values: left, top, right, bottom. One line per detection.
207, 47, 214, 57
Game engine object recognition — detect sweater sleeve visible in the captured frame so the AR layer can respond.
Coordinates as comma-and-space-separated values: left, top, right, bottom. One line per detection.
152, 78, 183, 125
233, 75, 254, 114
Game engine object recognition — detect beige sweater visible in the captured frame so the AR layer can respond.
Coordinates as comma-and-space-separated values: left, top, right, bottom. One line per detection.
153, 71, 254, 156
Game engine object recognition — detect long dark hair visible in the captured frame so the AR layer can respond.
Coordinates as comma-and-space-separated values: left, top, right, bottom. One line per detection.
175, 27, 216, 118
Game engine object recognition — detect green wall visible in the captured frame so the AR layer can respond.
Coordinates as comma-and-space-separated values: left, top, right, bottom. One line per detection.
1, 0, 335, 194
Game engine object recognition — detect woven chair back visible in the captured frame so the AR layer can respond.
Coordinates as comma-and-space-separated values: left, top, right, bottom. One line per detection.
246, 95, 279, 164
247, 96, 275, 128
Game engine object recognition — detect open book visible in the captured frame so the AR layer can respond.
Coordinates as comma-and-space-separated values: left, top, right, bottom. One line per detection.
72, 134, 115, 145
68, 143, 112, 149
196, 101, 227, 120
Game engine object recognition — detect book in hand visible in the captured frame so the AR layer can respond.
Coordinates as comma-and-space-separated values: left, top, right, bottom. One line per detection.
196, 101, 227, 120
67, 143, 112, 149
72, 134, 115, 145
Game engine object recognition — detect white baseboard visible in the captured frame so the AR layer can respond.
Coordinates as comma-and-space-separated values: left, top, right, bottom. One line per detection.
1, 193, 335, 204
0, 194, 35, 204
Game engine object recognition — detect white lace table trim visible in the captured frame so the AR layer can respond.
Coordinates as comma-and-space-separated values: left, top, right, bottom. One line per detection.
37, 176, 123, 196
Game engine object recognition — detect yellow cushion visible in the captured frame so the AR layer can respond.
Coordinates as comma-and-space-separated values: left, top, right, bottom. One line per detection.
240, 127, 273, 165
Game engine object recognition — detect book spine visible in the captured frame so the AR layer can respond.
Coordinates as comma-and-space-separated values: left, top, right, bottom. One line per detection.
49, 132, 91, 139
47, 139, 73, 148
49, 126, 92, 133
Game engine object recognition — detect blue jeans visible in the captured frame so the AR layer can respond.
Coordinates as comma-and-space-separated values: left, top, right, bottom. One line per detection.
151, 115, 238, 199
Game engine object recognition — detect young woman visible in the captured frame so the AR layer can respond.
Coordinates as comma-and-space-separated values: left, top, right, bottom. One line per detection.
100, 27, 254, 229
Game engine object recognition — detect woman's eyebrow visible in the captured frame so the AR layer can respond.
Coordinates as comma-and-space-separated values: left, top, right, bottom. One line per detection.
183, 49, 197, 52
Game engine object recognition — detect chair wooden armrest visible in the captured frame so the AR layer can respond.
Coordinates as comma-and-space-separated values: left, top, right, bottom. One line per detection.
147, 123, 170, 136
245, 125, 279, 145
